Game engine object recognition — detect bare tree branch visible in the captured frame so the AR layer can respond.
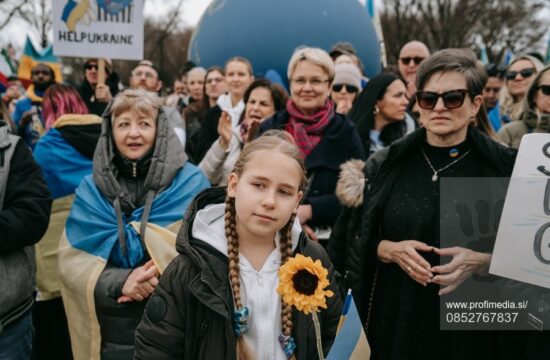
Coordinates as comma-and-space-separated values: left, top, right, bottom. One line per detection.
0, 0, 29, 32
381, 0, 549, 64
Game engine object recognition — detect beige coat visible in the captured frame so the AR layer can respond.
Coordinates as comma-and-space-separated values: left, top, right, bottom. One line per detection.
198, 126, 243, 186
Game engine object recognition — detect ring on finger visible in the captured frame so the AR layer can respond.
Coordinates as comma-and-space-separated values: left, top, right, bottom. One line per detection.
407, 266, 412, 272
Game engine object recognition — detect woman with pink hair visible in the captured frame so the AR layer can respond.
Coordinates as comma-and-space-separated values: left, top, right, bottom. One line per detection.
32, 84, 100, 359
42, 84, 89, 130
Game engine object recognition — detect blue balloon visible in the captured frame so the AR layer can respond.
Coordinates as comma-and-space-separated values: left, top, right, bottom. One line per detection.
189, 0, 382, 86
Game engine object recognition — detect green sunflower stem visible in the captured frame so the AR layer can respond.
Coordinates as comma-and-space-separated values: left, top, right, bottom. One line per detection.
311, 311, 325, 360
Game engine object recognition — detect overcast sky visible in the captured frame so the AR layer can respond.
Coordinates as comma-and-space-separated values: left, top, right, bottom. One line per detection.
0, 0, 547, 56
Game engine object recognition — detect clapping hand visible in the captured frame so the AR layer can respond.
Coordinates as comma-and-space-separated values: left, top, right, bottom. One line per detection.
243, 119, 261, 143
217, 111, 232, 150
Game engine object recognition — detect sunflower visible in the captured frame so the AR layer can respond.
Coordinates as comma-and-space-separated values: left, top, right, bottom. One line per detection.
277, 254, 334, 315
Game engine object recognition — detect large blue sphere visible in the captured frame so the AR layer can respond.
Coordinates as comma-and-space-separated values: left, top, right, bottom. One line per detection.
189, 0, 381, 85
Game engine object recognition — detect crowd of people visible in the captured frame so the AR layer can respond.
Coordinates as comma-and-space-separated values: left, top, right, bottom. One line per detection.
0, 37, 549, 360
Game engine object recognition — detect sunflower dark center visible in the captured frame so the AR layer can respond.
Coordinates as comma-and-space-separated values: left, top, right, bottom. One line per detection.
291, 269, 319, 296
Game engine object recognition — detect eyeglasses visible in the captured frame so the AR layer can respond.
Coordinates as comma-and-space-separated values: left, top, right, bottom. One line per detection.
400, 57, 425, 65
505, 68, 535, 81
332, 84, 359, 93
416, 89, 470, 110
291, 77, 329, 87
537, 85, 550, 96
84, 63, 98, 71
206, 77, 223, 85
485, 63, 507, 78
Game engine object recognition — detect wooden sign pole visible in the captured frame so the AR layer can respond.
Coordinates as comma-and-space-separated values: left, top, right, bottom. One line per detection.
98, 58, 106, 85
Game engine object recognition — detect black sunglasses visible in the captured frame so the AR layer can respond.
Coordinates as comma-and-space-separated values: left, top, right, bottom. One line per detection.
84, 63, 98, 70
416, 89, 470, 110
400, 57, 425, 65
505, 68, 535, 80
332, 84, 359, 93
538, 85, 550, 96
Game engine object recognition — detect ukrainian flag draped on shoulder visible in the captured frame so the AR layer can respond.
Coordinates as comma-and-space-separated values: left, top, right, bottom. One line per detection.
33, 114, 102, 300
35, 115, 101, 199
58, 164, 209, 360
67, 167, 204, 267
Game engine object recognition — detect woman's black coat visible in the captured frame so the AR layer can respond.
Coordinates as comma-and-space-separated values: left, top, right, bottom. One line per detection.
327, 127, 517, 319
259, 110, 365, 228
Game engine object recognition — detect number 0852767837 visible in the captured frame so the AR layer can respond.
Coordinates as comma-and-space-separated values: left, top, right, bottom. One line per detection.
445, 312, 519, 324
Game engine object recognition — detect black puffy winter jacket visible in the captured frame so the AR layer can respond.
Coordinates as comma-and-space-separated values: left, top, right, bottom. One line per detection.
134, 187, 343, 359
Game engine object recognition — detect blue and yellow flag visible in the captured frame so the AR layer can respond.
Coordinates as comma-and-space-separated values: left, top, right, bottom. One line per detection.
327, 290, 371, 360
34, 115, 101, 199
58, 165, 209, 360
33, 115, 102, 301
17, 36, 63, 83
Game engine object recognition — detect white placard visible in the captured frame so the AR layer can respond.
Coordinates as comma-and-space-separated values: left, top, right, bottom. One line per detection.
53, 0, 144, 60
490, 134, 550, 288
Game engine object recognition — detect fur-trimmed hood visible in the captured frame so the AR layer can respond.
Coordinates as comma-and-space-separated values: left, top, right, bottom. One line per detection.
335, 159, 366, 208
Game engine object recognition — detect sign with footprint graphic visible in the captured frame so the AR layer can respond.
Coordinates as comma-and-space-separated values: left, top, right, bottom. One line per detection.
490, 134, 550, 289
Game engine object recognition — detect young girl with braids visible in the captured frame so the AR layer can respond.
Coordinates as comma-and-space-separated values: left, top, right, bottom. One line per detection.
134, 131, 342, 359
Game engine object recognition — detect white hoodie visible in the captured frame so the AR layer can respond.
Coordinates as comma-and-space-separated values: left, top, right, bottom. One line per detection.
192, 203, 301, 360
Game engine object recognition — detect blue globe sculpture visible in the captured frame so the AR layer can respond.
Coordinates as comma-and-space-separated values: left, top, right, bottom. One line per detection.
188, 0, 382, 87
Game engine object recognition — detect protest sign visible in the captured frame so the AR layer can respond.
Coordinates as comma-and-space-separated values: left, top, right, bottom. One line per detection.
490, 134, 550, 289
52, 0, 144, 60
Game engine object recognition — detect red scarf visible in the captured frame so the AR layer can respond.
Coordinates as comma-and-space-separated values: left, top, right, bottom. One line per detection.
285, 99, 334, 158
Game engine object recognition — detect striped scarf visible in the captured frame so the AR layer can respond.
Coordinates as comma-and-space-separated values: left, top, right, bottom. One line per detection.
285, 99, 333, 158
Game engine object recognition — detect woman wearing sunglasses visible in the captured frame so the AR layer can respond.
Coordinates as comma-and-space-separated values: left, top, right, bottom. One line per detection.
498, 65, 550, 148
330, 63, 362, 114
500, 55, 544, 124
328, 48, 516, 360
347, 73, 410, 156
